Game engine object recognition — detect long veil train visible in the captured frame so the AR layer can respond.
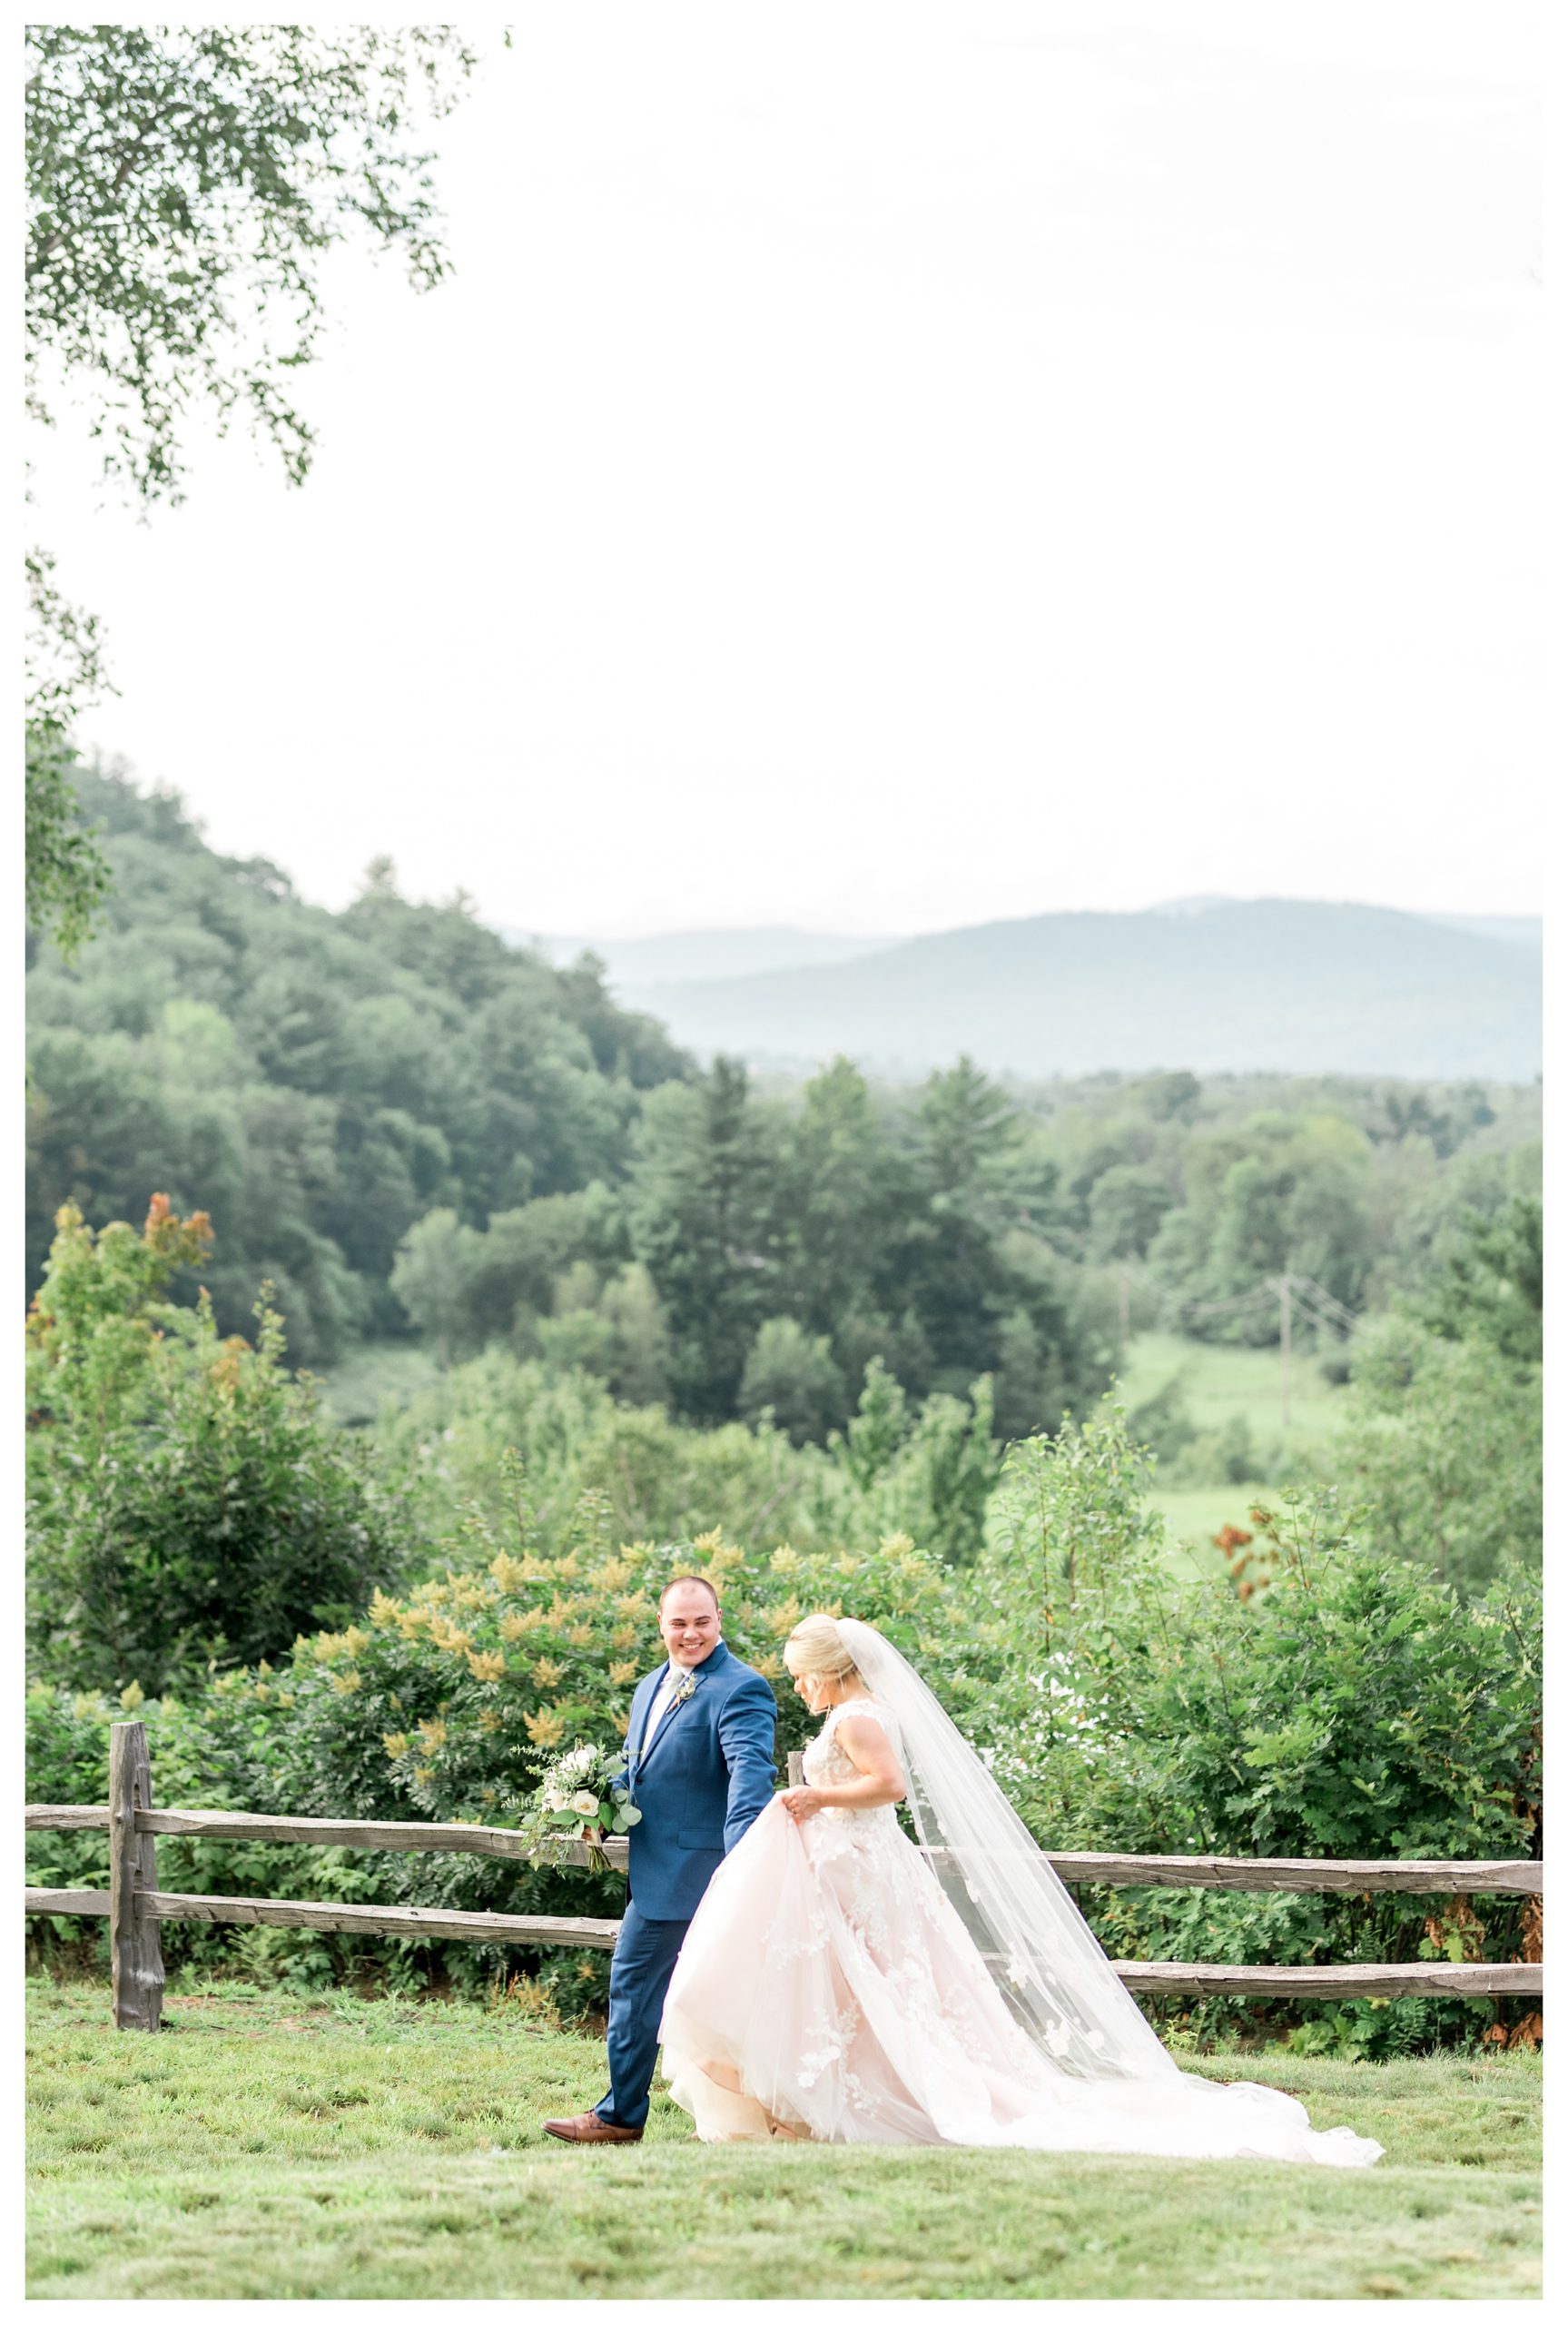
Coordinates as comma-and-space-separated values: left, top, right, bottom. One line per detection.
836, 1618, 1178, 2081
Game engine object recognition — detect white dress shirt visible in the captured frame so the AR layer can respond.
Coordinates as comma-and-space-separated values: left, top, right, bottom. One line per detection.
642, 1662, 684, 1749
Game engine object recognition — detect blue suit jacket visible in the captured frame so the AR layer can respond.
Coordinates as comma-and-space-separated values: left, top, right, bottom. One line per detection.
622, 1640, 778, 1921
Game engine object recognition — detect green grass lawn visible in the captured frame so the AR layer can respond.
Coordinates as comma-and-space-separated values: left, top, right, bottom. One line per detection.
27, 1979, 1541, 2300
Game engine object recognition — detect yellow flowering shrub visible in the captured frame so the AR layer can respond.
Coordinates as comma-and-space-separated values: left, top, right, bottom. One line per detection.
161, 1496, 988, 2015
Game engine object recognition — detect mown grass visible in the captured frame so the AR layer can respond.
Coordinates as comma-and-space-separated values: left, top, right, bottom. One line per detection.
27, 1979, 1541, 2300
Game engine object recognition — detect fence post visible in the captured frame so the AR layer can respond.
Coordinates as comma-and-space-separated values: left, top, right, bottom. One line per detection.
109, 1720, 164, 2032
787, 1751, 804, 1787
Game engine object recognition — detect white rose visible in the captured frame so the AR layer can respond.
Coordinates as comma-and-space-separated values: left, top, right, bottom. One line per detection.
541, 1786, 568, 1812
571, 1790, 599, 1815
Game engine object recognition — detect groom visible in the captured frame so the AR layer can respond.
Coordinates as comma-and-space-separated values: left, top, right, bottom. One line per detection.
542, 1573, 778, 2143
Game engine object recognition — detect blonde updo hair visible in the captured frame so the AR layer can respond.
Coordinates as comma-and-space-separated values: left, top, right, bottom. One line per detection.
783, 1612, 860, 1689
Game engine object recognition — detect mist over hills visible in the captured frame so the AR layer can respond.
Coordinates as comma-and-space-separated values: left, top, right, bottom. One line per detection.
582, 901, 1541, 1083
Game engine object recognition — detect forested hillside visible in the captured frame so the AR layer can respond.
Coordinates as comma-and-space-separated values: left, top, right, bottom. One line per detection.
25, 766, 690, 1360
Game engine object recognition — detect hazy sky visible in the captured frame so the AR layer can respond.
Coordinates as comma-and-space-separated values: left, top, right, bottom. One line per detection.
33, 1, 1541, 937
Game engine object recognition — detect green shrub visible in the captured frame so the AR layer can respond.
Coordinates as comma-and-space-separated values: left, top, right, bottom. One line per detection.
27, 1200, 411, 1696
1336, 1311, 1542, 1591
973, 1404, 1542, 2054
374, 1349, 999, 1571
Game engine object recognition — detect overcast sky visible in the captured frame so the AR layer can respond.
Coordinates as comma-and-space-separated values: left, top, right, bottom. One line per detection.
32, 1, 1541, 938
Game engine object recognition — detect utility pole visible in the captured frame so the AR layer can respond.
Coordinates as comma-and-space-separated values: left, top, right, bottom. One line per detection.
1276, 1272, 1292, 1441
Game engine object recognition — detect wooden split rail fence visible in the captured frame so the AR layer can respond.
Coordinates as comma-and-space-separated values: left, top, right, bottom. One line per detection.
25, 1724, 1544, 2031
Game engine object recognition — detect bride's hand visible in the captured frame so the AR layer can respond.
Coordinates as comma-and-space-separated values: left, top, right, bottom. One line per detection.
780, 1786, 825, 1822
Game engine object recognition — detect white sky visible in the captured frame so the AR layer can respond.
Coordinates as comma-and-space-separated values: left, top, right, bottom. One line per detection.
31, 1, 1542, 938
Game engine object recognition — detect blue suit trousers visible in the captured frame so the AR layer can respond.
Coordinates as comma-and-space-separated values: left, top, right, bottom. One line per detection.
595, 1901, 689, 2131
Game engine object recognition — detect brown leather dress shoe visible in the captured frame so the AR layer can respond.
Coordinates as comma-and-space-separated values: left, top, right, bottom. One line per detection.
542, 2111, 643, 2144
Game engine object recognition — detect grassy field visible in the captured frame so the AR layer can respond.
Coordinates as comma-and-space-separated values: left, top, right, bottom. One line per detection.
1152, 1483, 1283, 1566
1115, 1328, 1350, 1449
27, 1980, 1541, 2300
1113, 1330, 1353, 1567
315, 1341, 444, 1430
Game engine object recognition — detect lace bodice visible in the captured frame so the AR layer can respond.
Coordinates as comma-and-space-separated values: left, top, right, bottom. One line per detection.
802, 1696, 902, 1825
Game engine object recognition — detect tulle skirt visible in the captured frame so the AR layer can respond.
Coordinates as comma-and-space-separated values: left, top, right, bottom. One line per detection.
659, 1797, 1382, 2166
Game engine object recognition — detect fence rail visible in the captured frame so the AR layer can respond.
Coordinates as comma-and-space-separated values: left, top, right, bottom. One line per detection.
25, 1803, 1543, 1895
25, 1725, 1543, 2029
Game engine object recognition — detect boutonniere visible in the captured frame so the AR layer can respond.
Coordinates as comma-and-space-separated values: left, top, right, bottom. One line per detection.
668, 1668, 700, 1710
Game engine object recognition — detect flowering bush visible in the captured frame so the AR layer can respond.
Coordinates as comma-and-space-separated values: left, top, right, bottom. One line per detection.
29, 1479, 995, 2008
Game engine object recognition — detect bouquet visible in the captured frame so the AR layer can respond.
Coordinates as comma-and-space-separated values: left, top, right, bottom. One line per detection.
508, 1740, 641, 1875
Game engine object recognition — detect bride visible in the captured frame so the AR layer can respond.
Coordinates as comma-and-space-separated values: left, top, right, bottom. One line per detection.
659, 1613, 1383, 2164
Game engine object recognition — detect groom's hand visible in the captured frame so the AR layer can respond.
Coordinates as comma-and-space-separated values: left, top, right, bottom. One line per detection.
781, 1786, 825, 1822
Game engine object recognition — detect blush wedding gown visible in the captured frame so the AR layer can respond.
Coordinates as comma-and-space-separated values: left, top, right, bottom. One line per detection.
659, 1622, 1382, 2165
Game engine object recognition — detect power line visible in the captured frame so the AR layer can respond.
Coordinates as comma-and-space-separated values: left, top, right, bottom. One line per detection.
1286, 1282, 1362, 1339
1289, 1274, 1361, 1329
1168, 1285, 1277, 1318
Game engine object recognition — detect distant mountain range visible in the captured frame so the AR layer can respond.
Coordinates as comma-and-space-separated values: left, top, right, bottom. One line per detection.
499, 902, 1542, 1083
503, 925, 892, 984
